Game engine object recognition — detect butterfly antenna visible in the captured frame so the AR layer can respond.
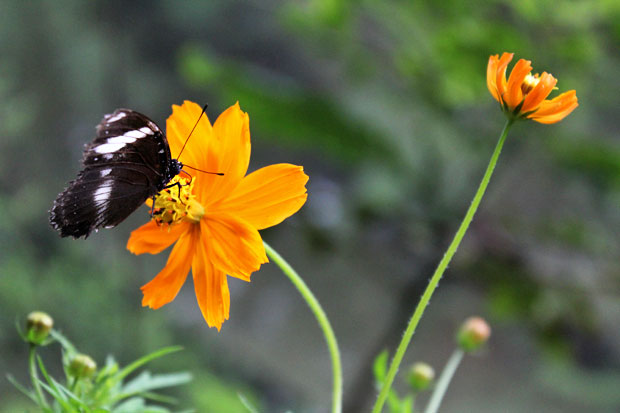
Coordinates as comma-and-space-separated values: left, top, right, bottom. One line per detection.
183, 164, 224, 176
177, 103, 208, 160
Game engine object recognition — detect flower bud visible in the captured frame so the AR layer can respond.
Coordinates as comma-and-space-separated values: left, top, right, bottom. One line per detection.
408, 362, 435, 392
68, 354, 97, 379
457, 316, 491, 352
25, 311, 53, 345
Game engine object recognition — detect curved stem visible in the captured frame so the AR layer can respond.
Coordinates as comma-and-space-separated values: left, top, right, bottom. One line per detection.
372, 120, 512, 412
264, 241, 343, 413
424, 349, 464, 413
28, 344, 48, 409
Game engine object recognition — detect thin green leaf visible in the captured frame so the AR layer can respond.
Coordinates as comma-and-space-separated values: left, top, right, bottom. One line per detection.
121, 371, 192, 395
373, 350, 389, 383
6, 374, 38, 403
116, 346, 183, 382
112, 397, 173, 413
55, 381, 88, 407
111, 397, 146, 412
238, 392, 260, 413
15, 317, 26, 341
401, 395, 413, 413
141, 408, 171, 413
36, 356, 89, 412
386, 388, 401, 413
138, 391, 178, 405
97, 356, 120, 383
50, 330, 77, 354
37, 380, 77, 412
37, 356, 66, 401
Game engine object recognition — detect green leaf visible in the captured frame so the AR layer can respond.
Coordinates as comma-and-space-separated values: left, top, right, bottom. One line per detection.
37, 357, 68, 402
373, 349, 389, 384
238, 393, 260, 413
138, 391, 178, 405
37, 356, 90, 412
112, 396, 175, 412
50, 329, 78, 355
37, 380, 77, 412
121, 371, 192, 396
96, 356, 120, 384
6, 374, 38, 403
116, 346, 184, 382
111, 397, 146, 412
386, 388, 402, 413
400, 395, 413, 413
15, 316, 26, 341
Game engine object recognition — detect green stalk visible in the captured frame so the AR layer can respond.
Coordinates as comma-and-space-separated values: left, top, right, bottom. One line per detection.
264, 241, 343, 413
28, 344, 48, 409
372, 120, 512, 412
424, 349, 465, 413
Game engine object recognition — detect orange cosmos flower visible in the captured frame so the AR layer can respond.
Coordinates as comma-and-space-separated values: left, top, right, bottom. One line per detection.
487, 52, 578, 124
127, 101, 309, 330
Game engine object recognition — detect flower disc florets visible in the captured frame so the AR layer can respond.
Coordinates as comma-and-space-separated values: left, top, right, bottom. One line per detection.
151, 176, 204, 225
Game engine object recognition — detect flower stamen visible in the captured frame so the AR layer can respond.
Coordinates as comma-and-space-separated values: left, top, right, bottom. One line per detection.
151, 176, 204, 225
521, 73, 540, 95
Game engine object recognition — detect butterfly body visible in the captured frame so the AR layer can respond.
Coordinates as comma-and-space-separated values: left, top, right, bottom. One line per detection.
50, 109, 182, 238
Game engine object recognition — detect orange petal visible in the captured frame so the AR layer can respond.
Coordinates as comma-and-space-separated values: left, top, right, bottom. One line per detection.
192, 239, 230, 330
521, 72, 557, 113
504, 58, 532, 109
140, 226, 198, 309
494, 52, 514, 102
216, 163, 308, 230
166, 100, 214, 173
197, 103, 252, 204
127, 220, 190, 255
529, 90, 578, 124
201, 214, 267, 281
487, 55, 501, 102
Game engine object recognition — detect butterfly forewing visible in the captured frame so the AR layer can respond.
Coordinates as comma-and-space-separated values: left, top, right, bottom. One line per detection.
50, 109, 182, 238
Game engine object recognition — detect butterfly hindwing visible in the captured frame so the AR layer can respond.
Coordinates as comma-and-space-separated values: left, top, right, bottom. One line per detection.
50, 109, 182, 239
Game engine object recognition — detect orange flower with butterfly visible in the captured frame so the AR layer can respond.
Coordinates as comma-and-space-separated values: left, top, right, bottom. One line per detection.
127, 101, 308, 330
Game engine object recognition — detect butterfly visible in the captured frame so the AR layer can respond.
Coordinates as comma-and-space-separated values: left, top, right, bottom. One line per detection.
50, 109, 183, 238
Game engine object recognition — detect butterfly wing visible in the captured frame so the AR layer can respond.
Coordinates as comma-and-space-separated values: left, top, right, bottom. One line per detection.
50, 109, 175, 238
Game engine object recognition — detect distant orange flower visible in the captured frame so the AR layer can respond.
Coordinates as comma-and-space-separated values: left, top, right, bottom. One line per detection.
487, 53, 578, 124
127, 101, 309, 330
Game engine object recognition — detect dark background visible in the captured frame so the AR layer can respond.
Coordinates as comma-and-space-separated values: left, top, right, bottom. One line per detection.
1, 1, 619, 412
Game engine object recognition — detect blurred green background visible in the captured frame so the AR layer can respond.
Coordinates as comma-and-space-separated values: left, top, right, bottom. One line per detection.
1, 0, 619, 412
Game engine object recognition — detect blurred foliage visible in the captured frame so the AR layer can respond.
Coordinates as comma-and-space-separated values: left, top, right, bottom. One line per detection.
1, 0, 619, 411
372, 350, 414, 413
9, 321, 191, 412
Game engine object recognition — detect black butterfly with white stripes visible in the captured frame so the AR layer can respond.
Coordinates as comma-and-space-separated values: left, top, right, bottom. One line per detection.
50, 109, 182, 238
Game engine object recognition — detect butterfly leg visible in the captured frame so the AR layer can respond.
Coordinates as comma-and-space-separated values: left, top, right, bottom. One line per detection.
163, 172, 193, 205
149, 195, 157, 217
163, 181, 185, 205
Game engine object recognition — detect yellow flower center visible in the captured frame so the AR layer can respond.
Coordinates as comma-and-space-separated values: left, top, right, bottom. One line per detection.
151, 176, 205, 225
184, 199, 205, 223
521, 73, 540, 95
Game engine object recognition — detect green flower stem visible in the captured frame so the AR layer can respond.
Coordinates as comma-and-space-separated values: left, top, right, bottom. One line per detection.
372, 120, 512, 412
28, 344, 48, 409
264, 241, 343, 413
424, 349, 465, 413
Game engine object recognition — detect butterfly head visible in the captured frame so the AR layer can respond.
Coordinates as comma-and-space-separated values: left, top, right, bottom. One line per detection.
168, 159, 183, 181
